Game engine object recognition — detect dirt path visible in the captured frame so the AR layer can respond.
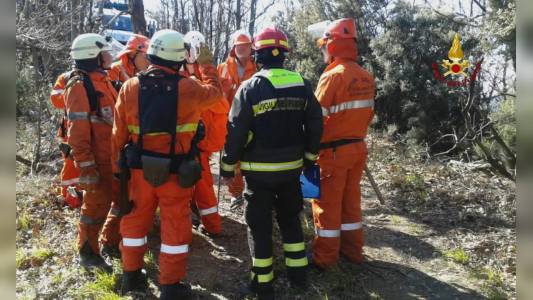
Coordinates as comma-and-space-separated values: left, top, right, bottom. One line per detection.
16, 140, 515, 299
183, 152, 491, 299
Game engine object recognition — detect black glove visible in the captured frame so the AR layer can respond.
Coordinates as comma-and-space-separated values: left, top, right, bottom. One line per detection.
112, 80, 123, 92
220, 169, 235, 178
59, 143, 72, 158
304, 158, 317, 170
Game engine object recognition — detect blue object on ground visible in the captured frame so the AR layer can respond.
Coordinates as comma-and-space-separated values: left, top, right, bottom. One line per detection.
300, 164, 320, 200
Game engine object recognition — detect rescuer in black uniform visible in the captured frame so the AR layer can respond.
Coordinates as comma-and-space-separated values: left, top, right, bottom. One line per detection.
220, 27, 323, 300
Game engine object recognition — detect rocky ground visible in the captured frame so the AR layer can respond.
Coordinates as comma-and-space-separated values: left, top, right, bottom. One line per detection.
16, 134, 516, 299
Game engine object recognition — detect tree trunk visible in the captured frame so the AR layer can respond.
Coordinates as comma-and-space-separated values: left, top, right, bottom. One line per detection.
71, 0, 80, 41
130, 0, 147, 36
97, 0, 104, 31
208, 0, 214, 46
172, 0, 179, 30
235, 0, 241, 29
30, 47, 43, 175
248, 0, 257, 36
179, 0, 188, 33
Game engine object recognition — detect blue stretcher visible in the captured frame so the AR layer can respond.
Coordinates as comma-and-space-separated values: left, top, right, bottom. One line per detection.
300, 164, 320, 201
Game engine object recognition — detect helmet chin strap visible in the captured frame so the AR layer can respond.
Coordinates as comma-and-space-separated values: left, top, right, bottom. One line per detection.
97, 53, 110, 71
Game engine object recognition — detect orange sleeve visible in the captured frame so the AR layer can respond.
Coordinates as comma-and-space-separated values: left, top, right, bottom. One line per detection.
111, 80, 131, 174
181, 63, 222, 110
50, 75, 66, 109
108, 64, 120, 82
65, 81, 95, 168
217, 62, 233, 99
315, 73, 339, 121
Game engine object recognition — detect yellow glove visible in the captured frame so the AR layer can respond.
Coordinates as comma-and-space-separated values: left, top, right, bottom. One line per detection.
196, 44, 214, 65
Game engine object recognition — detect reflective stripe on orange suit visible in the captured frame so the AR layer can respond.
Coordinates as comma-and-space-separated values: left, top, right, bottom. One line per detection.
312, 54, 375, 269
64, 71, 120, 253
99, 57, 138, 246
184, 65, 228, 234
50, 73, 82, 200
217, 56, 256, 198
112, 63, 222, 285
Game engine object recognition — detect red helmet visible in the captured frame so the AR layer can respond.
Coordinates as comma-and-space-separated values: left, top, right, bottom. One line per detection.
253, 27, 289, 51
117, 34, 150, 57
317, 18, 357, 48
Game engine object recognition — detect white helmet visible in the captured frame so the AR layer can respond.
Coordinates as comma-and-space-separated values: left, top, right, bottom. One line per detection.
306, 20, 332, 40
147, 29, 187, 63
184, 31, 206, 63
70, 33, 111, 60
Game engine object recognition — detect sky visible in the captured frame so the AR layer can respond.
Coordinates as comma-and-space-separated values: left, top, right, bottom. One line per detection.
142, 0, 285, 33
141, 0, 486, 32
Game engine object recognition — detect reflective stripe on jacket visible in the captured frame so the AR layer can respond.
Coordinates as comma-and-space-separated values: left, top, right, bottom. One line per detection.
222, 67, 323, 180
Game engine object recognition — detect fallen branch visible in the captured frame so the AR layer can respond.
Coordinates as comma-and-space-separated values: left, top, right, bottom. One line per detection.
365, 166, 385, 205
16, 154, 58, 174
16, 155, 32, 166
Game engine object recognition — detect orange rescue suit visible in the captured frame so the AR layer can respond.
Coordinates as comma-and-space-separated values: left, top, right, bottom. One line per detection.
111, 63, 222, 285
184, 64, 229, 234
64, 70, 121, 254
217, 56, 256, 199
108, 56, 136, 83
312, 56, 375, 269
50, 72, 81, 205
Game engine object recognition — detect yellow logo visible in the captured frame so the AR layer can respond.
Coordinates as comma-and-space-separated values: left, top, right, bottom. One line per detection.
432, 33, 482, 87
441, 33, 470, 77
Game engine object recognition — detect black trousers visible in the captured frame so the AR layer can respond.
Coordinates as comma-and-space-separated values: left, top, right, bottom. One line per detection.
244, 176, 308, 293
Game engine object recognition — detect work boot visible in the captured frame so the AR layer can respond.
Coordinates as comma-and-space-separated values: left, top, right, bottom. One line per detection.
101, 243, 121, 259
229, 195, 244, 210
256, 287, 275, 300
79, 242, 112, 273
287, 268, 308, 291
160, 282, 192, 300
120, 269, 147, 295
249, 280, 275, 300
238, 282, 256, 298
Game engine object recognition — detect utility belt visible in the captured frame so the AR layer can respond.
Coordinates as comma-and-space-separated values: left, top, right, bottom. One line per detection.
123, 143, 186, 173
319, 138, 363, 150
120, 121, 205, 189
121, 142, 202, 189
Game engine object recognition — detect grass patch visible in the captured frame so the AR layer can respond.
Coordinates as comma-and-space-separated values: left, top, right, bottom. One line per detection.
77, 270, 121, 299
407, 223, 423, 235
17, 212, 31, 231
391, 215, 401, 225
443, 248, 470, 265
16, 249, 27, 269
33, 247, 55, 261
17, 247, 55, 269
391, 173, 428, 203
485, 287, 507, 300
52, 272, 63, 285
471, 266, 507, 299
